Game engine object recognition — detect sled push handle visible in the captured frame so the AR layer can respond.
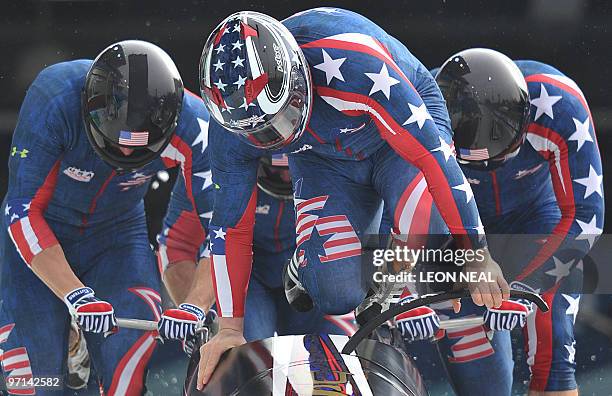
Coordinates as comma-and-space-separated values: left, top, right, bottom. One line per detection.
115, 318, 159, 331
115, 315, 219, 344
341, 289, 548, 355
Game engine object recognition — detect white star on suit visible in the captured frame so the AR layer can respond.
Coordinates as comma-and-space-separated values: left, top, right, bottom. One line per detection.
213, 228, 227, 240
232, 24, 241, 33
22, 202, 31, 211
452, 174, 474, 204
231, 40, 244, 51
576, 214, 602, 248
200, 211, 213, 219
214, 78, 227, 91
194, 170, 214, 190
568, 117, 593, 151
562, 294, 580, 324
214, 43, 225, 54
314, 49, 346, 85
192, 118, 209, 153
234, 75, 247, 89
4, 205, 10, 216
403, 103, 433, 130
10, 213, 19, 222
221, 104, 234, 113
531, 84, 562, 121
212, 59, 224, 71
432, 136, 454, 162
545, 257, 575, 283
231, 56, 245, 68
239, 97, 256, 111
574, 165, 603, 199
565, 341, 576, 364
364, 64, 399, 100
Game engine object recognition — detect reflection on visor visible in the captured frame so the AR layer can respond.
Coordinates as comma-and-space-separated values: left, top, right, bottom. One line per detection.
241, 67, 310, 149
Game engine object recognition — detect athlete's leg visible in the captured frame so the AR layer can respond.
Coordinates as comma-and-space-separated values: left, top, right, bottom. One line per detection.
80, 216, 161, 396
433, 302, 514, 396
276, 288, 358, 337
243, 276, 279, 341
372, 146, 514, 395
0, 224, 70, 395
289, 153, 380, 315
372, 144, 449, 250
486, 202, 580, 394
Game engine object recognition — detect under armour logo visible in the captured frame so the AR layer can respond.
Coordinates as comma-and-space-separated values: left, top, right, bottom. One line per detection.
11, 147, 29, 158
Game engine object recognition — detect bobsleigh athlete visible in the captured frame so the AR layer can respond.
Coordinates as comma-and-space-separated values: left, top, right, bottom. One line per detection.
195, 8, 512, 389
434, 48, 604, 395
0, 41, 213, 395
157, 153, 356, 354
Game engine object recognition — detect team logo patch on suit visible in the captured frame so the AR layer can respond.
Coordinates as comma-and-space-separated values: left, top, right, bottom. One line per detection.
63, 166, 95, 182
118, 172, 153, 191
291, 144, 312, 154
339, 122, 367, 134
10, 147, 29, 158
256, 205, 271, 215
514, 163, 544, 180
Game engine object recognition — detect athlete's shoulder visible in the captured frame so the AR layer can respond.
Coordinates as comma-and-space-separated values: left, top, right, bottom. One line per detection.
174, 89, 210, 142
283, 7, 386, 43
514, 60, 565, 79
517, 60, 590, 144
31, 59, 92, 100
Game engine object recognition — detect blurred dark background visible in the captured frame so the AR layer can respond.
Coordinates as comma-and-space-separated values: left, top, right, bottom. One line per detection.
0, 0, 611, 236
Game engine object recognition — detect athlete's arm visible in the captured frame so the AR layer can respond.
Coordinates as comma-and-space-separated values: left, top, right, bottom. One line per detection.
206, 122, 260, 319
314, 56, 483, 250
196, 122, 261, 389
4, 74, 84, 299
311, 46, 506, 307
520, 84, 604, 281
157, 174, 207, 304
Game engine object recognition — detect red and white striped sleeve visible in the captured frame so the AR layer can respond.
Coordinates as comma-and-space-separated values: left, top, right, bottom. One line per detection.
4, 85, 64, 266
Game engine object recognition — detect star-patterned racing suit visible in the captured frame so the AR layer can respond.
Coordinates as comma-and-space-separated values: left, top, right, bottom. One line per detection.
206, 4, 497, 366
431, 60, 604, 392
157, 164, 357, 342
0, 60, 213, 395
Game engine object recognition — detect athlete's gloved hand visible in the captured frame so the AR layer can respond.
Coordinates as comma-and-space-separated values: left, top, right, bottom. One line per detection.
158, 303, 206, 341
183, 309, 218, 357
64, 287, 117, 334
483, 299, 533, 331
394, 294, 441, 342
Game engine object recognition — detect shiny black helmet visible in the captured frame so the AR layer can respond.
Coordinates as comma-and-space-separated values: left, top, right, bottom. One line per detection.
82, 40, 184, 170
257, 154, 292, 200
199, 11, 312, 150
436, 48, 530, 169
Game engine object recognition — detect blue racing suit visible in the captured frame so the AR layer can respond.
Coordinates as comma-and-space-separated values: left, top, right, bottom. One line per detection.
158, 180, 357, 342
431, 60, 604, 391
460, 61, 604, 392
206, 7, 485, 321
0, 60, 213, 395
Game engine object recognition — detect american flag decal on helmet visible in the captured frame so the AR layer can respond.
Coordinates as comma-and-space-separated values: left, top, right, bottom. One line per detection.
458, 147, 489, 160
118, 130, 149, 146
203, 15, 269, 128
